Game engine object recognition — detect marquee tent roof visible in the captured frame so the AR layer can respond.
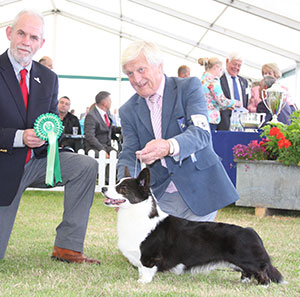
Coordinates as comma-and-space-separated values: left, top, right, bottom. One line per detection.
1, 0, 299, 113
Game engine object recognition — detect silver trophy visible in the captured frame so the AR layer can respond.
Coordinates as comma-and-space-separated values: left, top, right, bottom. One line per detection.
261, 82, 286, 123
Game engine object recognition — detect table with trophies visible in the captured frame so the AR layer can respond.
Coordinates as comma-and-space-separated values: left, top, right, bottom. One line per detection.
212, 82, 287, 187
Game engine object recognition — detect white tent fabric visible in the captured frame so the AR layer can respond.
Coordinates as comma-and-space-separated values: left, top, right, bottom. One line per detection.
1, 0, 299, 116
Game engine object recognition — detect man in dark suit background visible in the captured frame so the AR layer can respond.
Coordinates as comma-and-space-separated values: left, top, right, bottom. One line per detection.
217, 52, 249, 130
84, 91, 121, 157
0, 9, 100, 264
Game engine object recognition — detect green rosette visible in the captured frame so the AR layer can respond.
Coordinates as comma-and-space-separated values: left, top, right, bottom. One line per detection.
34, 113, 63, 186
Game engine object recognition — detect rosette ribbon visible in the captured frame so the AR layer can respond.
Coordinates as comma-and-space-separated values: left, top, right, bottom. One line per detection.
34, 113, 63, 186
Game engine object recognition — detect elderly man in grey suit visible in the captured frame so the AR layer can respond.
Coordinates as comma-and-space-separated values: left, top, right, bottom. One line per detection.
84, 91, 121, 158
117, 41, 239, 222
0, 10, 100, 264
217, 52, 249, 131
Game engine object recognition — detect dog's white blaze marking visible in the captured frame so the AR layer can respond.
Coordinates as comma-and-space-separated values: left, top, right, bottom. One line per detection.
170, 263, 186, 275
190, 261, 240, 274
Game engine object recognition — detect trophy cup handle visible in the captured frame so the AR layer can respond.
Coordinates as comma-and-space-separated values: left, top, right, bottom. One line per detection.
258, 113, 266, 129
261, 89, 272, 113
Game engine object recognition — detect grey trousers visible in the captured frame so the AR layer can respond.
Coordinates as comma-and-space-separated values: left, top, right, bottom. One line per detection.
0, 152, 98, 259
158, 191, 217, 222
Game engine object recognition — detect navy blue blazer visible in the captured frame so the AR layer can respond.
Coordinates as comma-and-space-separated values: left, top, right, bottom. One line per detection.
117, 76, 239, 216
0, 50, 58, 206
217, 74, 248, 130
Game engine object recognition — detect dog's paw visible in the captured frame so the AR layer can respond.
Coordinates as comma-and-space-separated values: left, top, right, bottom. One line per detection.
241, 277, 251, 283
138, 277, 152, 284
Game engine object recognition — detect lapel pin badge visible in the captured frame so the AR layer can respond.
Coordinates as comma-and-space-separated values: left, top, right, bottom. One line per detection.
34, 77, 41, 84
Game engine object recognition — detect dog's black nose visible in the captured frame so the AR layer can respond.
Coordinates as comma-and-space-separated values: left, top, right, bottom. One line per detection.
102, 187, 107, 193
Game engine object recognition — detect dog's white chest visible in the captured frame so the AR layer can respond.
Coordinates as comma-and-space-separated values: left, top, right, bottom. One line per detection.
116, 201, 164, 267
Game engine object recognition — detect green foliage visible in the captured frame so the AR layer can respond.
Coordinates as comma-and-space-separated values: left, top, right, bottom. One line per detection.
261, 110, 300, 166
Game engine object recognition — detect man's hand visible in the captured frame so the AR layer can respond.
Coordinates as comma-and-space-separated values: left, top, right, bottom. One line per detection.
136, 139, 170, 165
23, 129, 45, 148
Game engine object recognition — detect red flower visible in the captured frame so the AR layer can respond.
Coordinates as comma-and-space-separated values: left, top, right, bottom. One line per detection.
276, 132, 284, 140
269, 127, 281, 136
278, 138, 291, 149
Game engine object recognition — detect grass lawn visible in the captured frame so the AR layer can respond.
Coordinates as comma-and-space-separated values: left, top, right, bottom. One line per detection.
0, 191, 299, 297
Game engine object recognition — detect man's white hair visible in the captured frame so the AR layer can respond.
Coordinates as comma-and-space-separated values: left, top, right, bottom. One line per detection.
227, 52, 243, 62
11, 9, 45, 38
121, 40, 164, 73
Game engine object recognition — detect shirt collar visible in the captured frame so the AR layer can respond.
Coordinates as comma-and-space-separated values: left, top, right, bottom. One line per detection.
145, 74, 165, 101
95, 105, 107, 117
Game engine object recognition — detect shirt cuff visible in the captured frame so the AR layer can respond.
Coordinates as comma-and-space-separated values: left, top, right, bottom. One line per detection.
168, 138, 180, 161
14, 130, 25, 147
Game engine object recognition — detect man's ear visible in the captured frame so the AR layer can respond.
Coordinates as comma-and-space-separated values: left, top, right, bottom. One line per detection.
6, 26, 12, 41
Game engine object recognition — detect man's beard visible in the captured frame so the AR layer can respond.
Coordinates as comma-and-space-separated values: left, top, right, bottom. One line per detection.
11, 46, 34, 66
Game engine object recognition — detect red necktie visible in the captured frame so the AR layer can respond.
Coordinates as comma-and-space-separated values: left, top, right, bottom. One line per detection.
104, 113, 110, 127
20, 69, 31, 163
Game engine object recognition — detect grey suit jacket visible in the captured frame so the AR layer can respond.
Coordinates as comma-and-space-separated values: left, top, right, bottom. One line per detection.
117, 75, 239, 216
84, 107, 115, 154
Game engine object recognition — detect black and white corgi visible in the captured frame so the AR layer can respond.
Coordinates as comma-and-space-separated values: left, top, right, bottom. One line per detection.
102, 168, 284, 285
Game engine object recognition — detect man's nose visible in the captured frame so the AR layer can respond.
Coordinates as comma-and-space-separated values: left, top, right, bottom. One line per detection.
22, 34, 31, 45
132, 72, 142, 83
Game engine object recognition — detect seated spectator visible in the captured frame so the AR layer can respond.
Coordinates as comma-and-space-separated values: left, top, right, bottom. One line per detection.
38, 56, 53, 70
58, 96, 82, 152
84, 91, 121, 158
177, 65, 190, 78
262, 63, 297, 111
257, 76, 293, 126
199, 57, 241, 132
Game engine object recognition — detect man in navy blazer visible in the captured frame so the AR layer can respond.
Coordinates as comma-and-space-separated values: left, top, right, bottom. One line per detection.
0, 10, 99, 264
117, 41, 239, 221
217, 53, 249, 130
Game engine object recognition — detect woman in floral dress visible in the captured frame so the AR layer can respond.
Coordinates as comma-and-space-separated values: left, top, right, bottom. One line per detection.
199, 57, 241, 131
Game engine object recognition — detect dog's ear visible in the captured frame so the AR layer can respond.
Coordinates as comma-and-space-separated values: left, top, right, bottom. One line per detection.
137, 168, 150, 189
124, 166, 131, 177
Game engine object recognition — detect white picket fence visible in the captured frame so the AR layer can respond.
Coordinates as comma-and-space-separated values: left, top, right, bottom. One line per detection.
27, 150, 118, 192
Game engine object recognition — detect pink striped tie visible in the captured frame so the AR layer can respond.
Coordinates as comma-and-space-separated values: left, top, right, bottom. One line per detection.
149, 93, 162, 139
149, 94, 177, 193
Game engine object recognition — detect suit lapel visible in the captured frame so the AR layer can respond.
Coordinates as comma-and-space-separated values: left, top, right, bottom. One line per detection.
162, 76, 176, 138
136, 95, 153, 136
220, 74, 230, 99
28, 63, 44, 124
135, 76, 177, 138
94, 107, 108, 130
0, 51, 26, 123
238, 76, 248, 106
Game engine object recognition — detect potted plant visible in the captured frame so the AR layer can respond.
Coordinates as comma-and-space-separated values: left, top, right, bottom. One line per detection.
232, 110, 300, 211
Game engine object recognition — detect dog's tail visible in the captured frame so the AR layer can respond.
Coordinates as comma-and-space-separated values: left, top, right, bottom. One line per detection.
267, 263, 284, 284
